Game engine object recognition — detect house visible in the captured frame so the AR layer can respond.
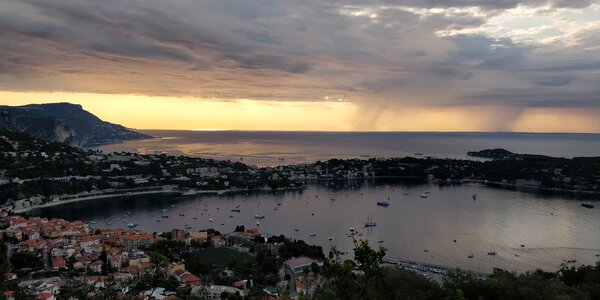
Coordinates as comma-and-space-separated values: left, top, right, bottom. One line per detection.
86, 276, 105, 288
211, 236, 226, 248
51, 258, 67, 271
188, 231, 208, 242
284, 256, 323, 274
1, 290, 15, 300
36, 291, 55, 300
172, 229, 186, 241
173, 269, 202, 287
205, 285, 244, 300
296, 279, 307, 295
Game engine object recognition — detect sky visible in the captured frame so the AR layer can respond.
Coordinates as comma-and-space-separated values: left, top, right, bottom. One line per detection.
1, 0, 599, 132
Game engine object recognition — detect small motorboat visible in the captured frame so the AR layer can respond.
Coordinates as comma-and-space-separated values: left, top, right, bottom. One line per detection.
376, 199, 390, 207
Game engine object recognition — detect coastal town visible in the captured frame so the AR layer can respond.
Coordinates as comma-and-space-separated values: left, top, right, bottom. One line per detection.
1, 130, 599, 212
0, 210, 328, 299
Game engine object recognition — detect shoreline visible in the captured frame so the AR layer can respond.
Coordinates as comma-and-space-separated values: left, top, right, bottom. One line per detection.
12, 186, 304, 214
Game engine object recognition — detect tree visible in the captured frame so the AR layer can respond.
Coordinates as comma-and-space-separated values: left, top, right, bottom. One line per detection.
10, 252, 43, 270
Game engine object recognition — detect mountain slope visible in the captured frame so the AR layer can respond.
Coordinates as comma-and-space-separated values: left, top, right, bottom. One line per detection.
0, 103, 151, 146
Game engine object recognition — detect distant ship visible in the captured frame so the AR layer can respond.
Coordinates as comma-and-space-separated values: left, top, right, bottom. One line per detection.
309, 233, 316, 237
161, 209, 169, 218
472, 193, 478, 200
376, 199, 390, 207
127, 223, 138, 228
184, 224, 192, 229
254, 215, 265, 219
581, 203, 594, 209
487, 251, 497, 256
231, 209, 241, 212
420, 193, 428, 198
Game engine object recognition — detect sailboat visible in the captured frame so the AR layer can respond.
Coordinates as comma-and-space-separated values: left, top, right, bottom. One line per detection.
487, 240, 497, 256
364, 216, 376, 228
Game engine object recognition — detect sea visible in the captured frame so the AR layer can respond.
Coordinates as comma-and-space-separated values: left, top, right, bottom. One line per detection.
27, 131, 600, 274
96, 130, 600, 167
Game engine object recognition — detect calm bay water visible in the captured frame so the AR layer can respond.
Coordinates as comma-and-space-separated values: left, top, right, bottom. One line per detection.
28, 181, 600, 274
57, 131, 600, 273
97, 131, 600, 166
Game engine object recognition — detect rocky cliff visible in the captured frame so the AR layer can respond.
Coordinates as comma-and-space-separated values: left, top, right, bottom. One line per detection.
0, 103, 151, 146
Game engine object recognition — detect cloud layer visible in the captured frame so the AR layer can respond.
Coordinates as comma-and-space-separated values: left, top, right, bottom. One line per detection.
1, 0, 599, 114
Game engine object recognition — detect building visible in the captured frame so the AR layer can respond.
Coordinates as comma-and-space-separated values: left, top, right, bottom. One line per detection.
284, 256, 323, 274
123, 234, 153, 251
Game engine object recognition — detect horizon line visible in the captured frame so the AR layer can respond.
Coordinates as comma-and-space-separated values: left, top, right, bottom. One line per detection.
132, 129, 600, 135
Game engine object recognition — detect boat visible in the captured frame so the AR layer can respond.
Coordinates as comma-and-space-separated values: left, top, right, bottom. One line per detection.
294, 228, 300, 232
309, 233, 316, 237
156, 219, 161, 222
472, 193, 478, 200
376, 199, 390, 207
184, 224, 192, 229
328, 237, 333, 241
179, 213, 185, 216
170, 205, 175, 208
181, 189, 197, 196
208, 218, 213, 222
229, 215, 234, 218
127, 223, 138, 228
254, 215, 265, 219
276, 202, 282, 206
378, 240, 384, 243
330, 198, 335, 201
364, 216, 377, 228
349, 227, 356, 232
193, 217, 198, 220
468, 254, 474, 259
90, 221, 97, 225
161, 209, 169, 218
231, 209, 241, 212
256, 221, 260, 226
487, 251, 497, 256
420, 193, 428, 198
581, 203, 595, 209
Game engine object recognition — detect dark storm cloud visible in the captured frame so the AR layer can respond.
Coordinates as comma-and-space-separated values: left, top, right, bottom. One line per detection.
0, 0, 599, 110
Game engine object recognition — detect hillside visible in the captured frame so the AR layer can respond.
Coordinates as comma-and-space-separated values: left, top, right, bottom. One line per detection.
0, 103, 151, 146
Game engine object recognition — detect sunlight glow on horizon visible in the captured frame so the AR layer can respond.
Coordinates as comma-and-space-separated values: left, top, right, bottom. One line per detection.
1, 91, 599, 133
